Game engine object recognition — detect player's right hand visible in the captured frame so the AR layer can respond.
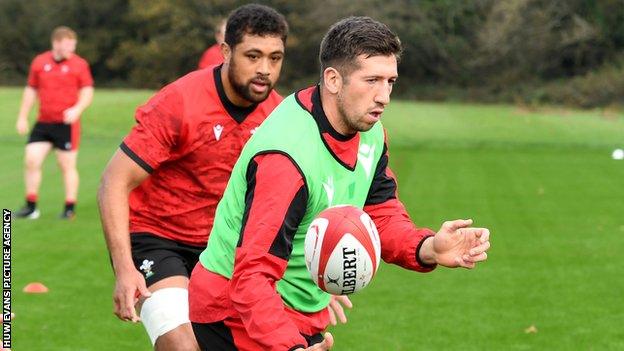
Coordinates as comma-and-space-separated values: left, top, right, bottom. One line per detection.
296, 332, 334, 351
16, 118, 29, 135
113, 268, 151, 323
328, 295, 352, 325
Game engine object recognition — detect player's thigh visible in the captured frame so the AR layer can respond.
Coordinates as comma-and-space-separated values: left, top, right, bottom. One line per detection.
130, 233, 194, 288
154, 323, 198, 351
55, 149, 78, 171
24, 142, 53, 168
139, 283, 194, 348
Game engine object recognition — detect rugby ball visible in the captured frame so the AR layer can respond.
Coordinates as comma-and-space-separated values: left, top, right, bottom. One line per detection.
304, 205, 381, 295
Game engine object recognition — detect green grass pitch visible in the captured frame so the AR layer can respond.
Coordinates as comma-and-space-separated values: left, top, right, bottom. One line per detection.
1, 87, 623, 350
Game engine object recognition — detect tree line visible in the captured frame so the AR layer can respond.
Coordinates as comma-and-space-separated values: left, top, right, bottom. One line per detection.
1, 0, 623, 107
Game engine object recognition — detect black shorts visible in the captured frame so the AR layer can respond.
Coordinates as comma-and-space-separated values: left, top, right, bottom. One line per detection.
28, 122, 79, 151
192, 320, 323, 351
130, 232, 205, 287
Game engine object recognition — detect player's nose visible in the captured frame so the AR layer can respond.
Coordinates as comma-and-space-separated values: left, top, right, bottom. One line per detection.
257, 57, 271, 76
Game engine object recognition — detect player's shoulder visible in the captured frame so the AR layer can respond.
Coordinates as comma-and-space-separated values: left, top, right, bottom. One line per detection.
31, 51, 52, 65
172, 68, 215, 92
70, 54, 90, 67
142, 71, 210, 115
207, 44, 221, 54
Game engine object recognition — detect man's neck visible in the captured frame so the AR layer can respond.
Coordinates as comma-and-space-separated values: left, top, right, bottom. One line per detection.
220, 64, 253, 108
52, 51, 70, 62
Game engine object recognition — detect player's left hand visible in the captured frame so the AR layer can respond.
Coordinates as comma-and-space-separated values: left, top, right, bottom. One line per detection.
63, 106, 81, 124
327, 295, 352, 325
432, 219, 490, 269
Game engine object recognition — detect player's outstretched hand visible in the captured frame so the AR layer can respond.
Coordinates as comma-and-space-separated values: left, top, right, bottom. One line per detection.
327, 295, 352, 325
16, 118, 29, 135
432, 219, 490, 269
296, 332, 334, 351
62, 106, 81, 124
113, 268, 151, 322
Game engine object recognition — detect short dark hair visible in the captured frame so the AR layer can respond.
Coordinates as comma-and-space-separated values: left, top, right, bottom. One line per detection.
225, 4, 288, 49
319, 17, 402, 80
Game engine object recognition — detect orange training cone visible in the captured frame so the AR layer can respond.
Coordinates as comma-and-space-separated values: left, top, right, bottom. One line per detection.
23, 282, 49, 293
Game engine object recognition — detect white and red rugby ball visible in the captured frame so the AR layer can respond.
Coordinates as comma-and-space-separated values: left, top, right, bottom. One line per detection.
304, 205, 381, 295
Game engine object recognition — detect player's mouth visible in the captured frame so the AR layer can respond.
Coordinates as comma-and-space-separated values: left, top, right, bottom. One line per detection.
367, 109, 384, 122
250, 79, 270, 94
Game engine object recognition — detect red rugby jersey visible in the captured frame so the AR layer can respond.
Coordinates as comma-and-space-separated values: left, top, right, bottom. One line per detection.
198, 44, 224, 69
122, 65, 282, 247
27, 51, 93, 123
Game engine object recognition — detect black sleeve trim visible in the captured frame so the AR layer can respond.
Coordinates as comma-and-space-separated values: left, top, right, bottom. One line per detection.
364, 143, 396, 205
237, 151, 309, 257
120, 142, 154, 174
415, 235, 437, 268
237, 158, 259, 248
268, 185, 308, 260
288, 345, 306, 351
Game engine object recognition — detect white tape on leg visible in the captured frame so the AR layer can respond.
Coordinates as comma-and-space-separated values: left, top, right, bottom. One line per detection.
140, 287, 190, 345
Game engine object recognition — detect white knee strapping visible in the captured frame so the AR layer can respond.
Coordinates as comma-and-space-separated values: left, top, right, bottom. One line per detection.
140, 287, 190, 345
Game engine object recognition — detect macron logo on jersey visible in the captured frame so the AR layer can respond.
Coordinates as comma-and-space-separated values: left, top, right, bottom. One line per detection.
213, 124, 223, 141
357, 144, 375, 179
322, 176, 334, 206
250, 127, 258, 135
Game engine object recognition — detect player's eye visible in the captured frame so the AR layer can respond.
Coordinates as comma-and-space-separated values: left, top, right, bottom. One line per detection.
247, 54, 259, 60
270, 55, 282, 62
366, 78, 377, 84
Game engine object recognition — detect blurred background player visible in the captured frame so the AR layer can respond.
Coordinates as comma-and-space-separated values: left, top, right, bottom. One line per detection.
14, 26, 94, 220
188, 16, 491, 351
98, 5, 287, 351
198, 18, 226, 69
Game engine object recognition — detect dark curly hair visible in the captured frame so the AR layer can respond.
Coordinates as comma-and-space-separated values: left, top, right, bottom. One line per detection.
225, 4, 288, 49
319, 17, 402, 80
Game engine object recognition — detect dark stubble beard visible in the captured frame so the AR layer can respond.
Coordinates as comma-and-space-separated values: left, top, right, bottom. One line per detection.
337, 91, 372, 134
228, 59, 273, 104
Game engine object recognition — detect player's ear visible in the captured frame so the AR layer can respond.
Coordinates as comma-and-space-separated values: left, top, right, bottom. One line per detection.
323, 67, 341, 95
221, 43, 231, 63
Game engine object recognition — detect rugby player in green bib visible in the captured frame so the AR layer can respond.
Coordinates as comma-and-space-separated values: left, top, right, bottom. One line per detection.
189, 16, 491, 351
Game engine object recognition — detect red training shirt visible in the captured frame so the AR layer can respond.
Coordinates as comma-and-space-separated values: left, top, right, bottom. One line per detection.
27, 51, 93, 123
122, 64, 283, 247
198, 44, 224, 69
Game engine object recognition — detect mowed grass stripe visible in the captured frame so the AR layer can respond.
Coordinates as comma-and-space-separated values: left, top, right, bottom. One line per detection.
0, 87, 622, 350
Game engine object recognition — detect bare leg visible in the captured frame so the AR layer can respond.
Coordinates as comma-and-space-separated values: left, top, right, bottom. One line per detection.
55, 149, 79, 203
137, 276, 200, 351
24, 142, 53, 198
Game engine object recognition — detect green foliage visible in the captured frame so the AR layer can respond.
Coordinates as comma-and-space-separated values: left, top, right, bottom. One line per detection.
0, 0, 623, 107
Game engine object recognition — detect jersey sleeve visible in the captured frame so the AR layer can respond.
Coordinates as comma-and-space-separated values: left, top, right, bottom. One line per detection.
121, 86, 185, 173
229, 153, 310, 351
27, 57, 40, 88
363, 134, 437, 272
77, 59, 94, 87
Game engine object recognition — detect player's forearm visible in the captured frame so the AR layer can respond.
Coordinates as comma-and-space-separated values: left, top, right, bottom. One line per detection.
230, 250, 308, 350
365, 199, 436, 271
97, 150, 148, 274
17, 87, 37, 120
97, 176, 135, 273
73, 86, 94, 113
